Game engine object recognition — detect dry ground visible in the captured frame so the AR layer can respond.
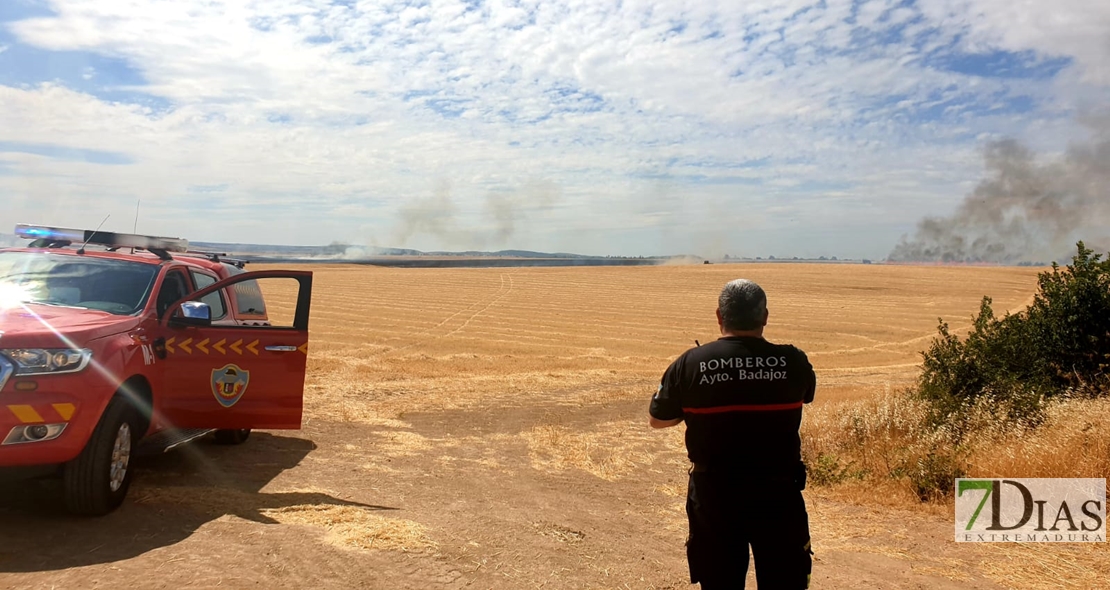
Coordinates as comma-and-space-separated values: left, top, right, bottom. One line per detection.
2, 263, 1101, 589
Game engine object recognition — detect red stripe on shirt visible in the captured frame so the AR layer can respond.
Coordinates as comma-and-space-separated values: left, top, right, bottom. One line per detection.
683, 401, 804, 414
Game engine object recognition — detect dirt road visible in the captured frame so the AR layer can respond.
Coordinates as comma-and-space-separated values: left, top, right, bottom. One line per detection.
1, 407, 1014, 590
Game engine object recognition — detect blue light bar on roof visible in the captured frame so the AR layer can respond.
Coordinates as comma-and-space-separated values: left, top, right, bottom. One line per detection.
15, 224, 189, 253
19, 226, 63, 239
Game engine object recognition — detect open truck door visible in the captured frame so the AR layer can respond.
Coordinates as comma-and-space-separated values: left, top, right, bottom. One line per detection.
156, 270, 312, 430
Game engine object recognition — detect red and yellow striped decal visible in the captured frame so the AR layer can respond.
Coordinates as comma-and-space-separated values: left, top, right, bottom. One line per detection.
6, 403, 77, 424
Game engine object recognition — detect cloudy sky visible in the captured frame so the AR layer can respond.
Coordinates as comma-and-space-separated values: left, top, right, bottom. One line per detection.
1, 0, 1107, 258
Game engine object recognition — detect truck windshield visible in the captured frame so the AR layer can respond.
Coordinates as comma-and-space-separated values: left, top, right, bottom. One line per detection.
0, 252, 160, 315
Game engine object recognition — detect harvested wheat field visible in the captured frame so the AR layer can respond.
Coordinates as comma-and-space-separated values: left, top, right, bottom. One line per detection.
3, 263, 1105, 589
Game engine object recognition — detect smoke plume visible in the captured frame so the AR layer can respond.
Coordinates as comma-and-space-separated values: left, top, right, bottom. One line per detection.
391, 179, 559, 250
888, 118, 1110, 263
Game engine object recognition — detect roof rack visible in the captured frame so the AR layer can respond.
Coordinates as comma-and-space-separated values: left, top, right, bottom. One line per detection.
15, 224, 189, 261
184, 250, 249, 269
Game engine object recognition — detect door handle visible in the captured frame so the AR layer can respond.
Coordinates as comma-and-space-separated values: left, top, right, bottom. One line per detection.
264, 345, 298, 352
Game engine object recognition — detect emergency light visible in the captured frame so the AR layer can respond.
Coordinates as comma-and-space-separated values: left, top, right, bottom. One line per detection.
15, 224, 189, 253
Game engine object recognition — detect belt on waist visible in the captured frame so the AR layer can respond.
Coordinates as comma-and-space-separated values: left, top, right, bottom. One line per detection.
689, 462, 797, 477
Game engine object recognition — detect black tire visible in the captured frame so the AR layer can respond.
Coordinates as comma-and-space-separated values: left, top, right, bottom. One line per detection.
62, 396, 140, 516
213, 429, 251, 445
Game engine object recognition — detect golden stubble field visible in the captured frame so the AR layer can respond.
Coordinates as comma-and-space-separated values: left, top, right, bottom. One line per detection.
300, 262, 1039, 408
4, 262, 1104, 589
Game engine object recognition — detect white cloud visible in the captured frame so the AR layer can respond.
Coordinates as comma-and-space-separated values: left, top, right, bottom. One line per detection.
0, 0, 1106, 258
920, 0, 1110, 85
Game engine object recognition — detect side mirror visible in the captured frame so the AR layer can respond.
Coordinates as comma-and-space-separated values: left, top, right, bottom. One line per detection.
171, 301, 212, 327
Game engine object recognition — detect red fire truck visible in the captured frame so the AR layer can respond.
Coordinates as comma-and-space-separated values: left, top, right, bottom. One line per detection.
0, 224, 312, 515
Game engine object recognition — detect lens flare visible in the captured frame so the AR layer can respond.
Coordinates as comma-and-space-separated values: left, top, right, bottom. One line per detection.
12, 303, 152, 421
0, 282, 32, 309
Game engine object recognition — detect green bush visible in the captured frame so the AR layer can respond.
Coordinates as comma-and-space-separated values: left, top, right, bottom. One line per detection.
907, 448, 967, 502
1026, 243, 1110, 393
806, 453, 844, 486
805, 453, 866, 486
917, 242, 1110, 431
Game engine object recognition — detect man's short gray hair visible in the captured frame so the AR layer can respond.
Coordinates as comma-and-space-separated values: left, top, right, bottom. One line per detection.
718, 279, 767, 331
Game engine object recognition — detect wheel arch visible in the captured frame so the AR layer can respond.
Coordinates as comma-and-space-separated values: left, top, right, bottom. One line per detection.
116, 375, 153, 437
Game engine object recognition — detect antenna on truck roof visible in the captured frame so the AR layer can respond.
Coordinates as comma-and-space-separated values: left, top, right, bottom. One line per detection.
76, 214, 111, 256
132, 200, 140, 253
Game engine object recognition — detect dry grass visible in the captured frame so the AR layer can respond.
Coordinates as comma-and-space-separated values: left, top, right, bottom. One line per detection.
801, 391, 1110, 588
261, 262, 1044, 422
249, 262, 1110, 588
524, 420, 683, 481
967, 396, 1110, 479
976, 542, 1110, 590
533, 521, 587, 544
260, 262, 1055, 498
133, 484, 436, 552
802, 392, 1110, 496
263, 504, 436, 553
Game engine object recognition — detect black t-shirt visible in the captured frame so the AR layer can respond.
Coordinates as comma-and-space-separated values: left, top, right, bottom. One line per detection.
650, 336, 816, 476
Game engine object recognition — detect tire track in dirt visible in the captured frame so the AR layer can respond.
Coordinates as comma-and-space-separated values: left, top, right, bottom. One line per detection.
820, 362, 922, 373
378, 273, 514, 356
441, 273, 515, 339
809, 332, 944, 357
811, 291, 1039, 358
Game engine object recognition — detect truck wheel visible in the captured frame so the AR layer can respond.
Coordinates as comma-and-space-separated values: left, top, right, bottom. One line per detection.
213, 429, 251, 445
62, 396, 140, 516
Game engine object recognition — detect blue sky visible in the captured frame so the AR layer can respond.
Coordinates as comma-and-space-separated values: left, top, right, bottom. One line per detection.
0, 0, 1106, 258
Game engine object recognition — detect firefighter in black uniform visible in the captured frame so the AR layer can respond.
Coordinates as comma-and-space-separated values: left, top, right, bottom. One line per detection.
650, 278, 815, 589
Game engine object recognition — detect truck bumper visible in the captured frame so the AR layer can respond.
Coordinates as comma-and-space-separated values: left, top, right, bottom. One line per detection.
0, 385, 101, 467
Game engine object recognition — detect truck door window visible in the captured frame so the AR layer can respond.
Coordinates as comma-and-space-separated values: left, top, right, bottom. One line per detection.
232, 280, 267, 316
234, 277, 300, 328
222, 264, 267, 322
157, 269, 190, 317
189, 271, 228, 319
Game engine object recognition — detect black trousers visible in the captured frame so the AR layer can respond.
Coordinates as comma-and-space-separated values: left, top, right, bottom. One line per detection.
686, 470, 812, 589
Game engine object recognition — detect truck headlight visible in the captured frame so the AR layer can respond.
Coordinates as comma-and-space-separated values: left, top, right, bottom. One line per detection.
1, 349, 92, 375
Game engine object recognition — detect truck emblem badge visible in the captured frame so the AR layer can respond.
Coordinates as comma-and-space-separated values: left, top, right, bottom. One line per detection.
211, 364, 250, 408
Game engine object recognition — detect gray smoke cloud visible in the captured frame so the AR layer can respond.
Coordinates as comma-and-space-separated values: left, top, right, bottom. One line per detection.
888, 117, 1110, 263
391, 179, 559, 250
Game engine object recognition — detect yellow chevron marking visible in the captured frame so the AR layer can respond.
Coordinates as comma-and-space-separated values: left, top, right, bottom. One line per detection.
165, 337, 176, 354
213, 338, 227, 355
179, 338, 193, 355
246, 340, 260, 355
196, 338, 210, 355
230, 339, 243, 355
9, 405, 44, 423
298, 342, 309, 355
52, 403, 76, 421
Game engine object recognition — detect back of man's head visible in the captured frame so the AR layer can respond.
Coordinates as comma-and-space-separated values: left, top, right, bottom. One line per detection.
718, 279, 767, 331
